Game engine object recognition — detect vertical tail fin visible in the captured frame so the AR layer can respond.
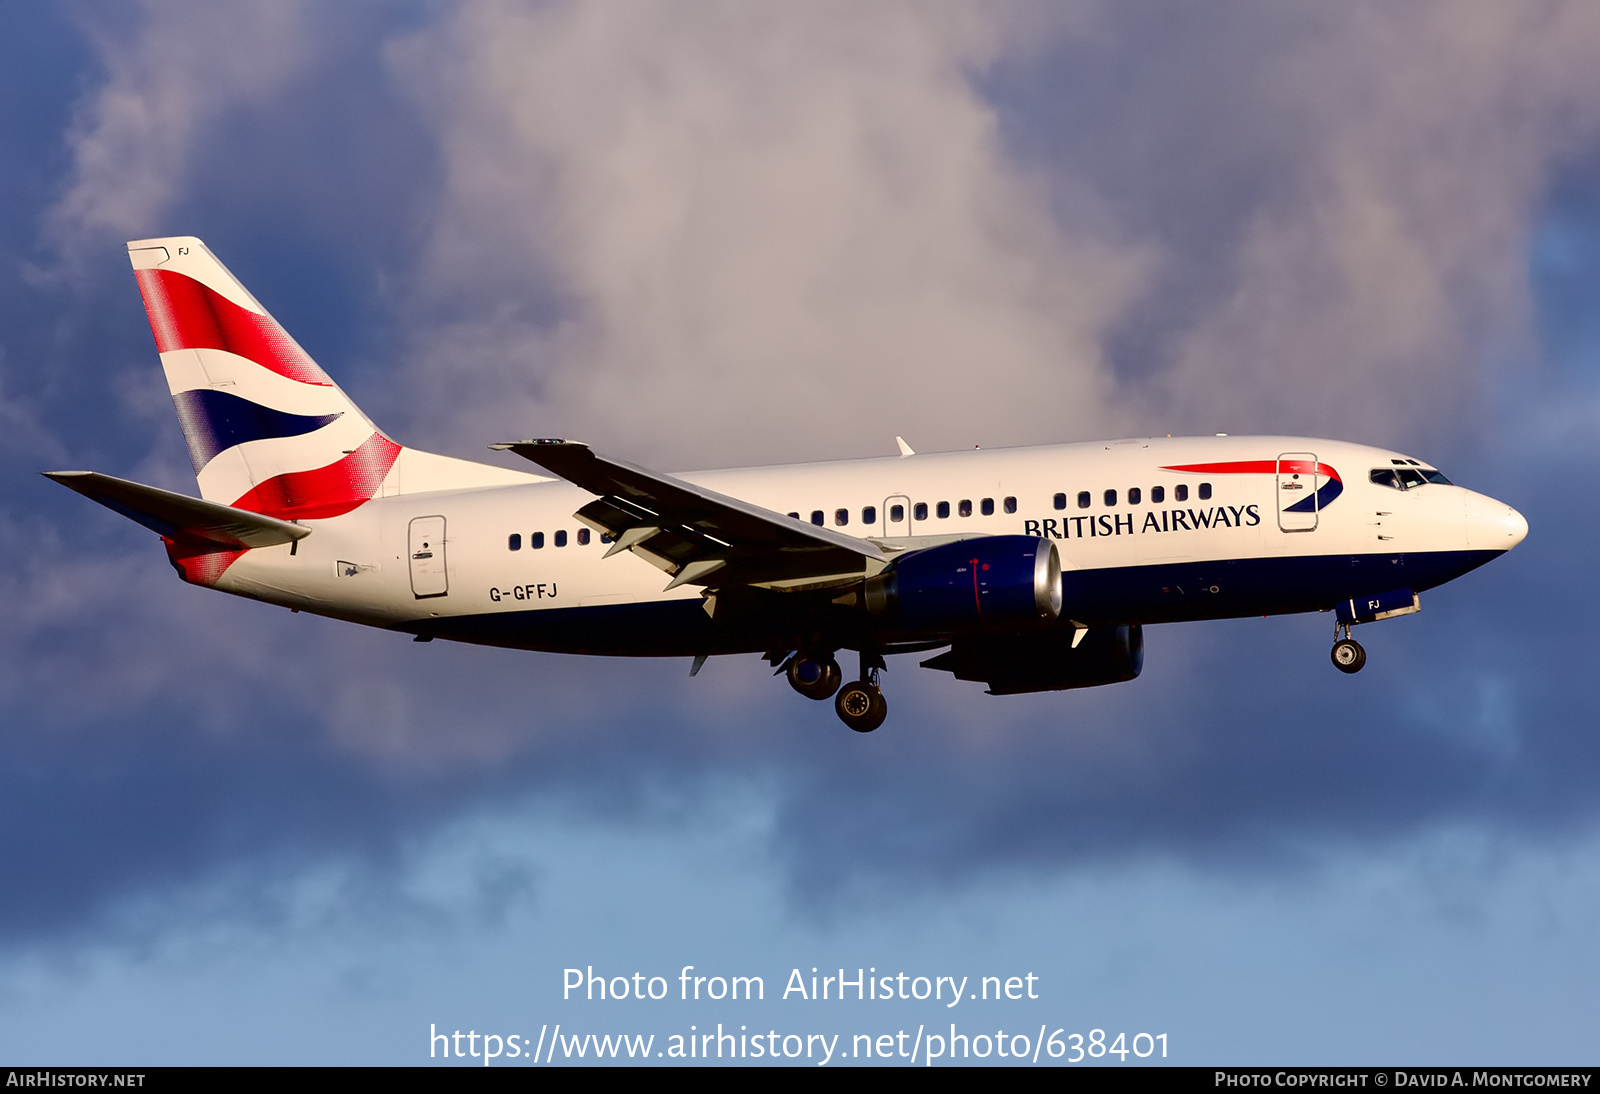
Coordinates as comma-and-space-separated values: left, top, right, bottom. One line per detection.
127, 236, 400, 518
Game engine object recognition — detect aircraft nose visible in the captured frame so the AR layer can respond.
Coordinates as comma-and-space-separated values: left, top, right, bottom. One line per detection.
1466, 494, 1528, 549
1503, 505, 1529, 548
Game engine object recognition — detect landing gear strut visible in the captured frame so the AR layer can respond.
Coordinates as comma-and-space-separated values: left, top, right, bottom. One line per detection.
1330, 623, 1366, 674
834, 652, 887, 733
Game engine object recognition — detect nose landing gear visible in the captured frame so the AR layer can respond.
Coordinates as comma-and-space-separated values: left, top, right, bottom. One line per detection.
1331, 624, 1366, 674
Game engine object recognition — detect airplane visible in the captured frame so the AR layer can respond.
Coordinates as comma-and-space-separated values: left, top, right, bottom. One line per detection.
45, 237, 1529, 732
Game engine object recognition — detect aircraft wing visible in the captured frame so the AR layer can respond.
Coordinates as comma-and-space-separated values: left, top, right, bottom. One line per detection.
491, 440, 886, 591
43, 470, 310, 549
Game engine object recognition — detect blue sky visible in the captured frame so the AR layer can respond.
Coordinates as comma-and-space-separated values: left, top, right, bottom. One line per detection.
4, 1, 1600, 1066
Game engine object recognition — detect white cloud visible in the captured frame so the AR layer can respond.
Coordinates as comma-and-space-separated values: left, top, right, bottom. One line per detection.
387, 0, 1147, 468
1139, 3, 1600, 445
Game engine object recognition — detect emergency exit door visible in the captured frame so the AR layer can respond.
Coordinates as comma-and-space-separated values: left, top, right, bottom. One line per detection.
408, 515, 448, 598
883, 494, 913, 537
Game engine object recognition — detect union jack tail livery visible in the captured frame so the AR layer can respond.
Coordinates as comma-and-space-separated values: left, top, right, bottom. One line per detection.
128, 236, 398, 519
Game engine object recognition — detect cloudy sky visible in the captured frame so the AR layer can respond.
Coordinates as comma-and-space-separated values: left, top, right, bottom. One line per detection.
4, 0, 1600, 1065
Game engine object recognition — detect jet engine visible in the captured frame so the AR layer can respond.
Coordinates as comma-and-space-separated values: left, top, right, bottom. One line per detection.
865, 536, 1062, 631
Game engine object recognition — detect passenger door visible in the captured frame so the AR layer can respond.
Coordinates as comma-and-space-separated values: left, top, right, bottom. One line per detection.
1276, 452, 1320, 532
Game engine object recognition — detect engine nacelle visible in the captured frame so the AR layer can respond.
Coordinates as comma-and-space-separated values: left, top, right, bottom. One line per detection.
866, 536, 1062, 631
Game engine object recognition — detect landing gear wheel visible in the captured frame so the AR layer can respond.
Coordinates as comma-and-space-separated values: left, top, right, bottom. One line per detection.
835, 681, 887, 733
1331, 638, 1367, 674
787, 654, 841, 700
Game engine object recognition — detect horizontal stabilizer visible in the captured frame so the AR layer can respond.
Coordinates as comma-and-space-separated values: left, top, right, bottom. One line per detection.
43, 470, 310, 548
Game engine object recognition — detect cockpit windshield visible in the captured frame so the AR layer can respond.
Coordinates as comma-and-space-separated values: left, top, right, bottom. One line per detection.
1370, 459, 1452, 490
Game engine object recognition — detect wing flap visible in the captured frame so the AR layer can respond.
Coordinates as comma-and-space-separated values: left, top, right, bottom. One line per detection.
44, 470, 310, 549
492, 439, 885, 590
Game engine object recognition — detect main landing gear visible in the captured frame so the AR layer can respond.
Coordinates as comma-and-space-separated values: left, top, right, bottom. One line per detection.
1330, 623, 1366, 674
776, 649, 887, 731
786, 652, 841, 700
835, 682, 886, 733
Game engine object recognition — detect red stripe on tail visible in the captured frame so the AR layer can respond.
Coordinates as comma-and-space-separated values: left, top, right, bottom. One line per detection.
162, 537, 247, 587
134, 267, 332, 386
160, 434, 400, 583
230, 433, 401, 521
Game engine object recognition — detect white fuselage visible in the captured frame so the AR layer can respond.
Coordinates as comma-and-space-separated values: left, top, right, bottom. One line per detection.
207, 434, 1525, 657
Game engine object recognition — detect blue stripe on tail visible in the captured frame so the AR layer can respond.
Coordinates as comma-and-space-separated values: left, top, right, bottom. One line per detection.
172, 388, 342, 472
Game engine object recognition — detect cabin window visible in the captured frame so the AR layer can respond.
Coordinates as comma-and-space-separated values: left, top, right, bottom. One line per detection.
862, 505, 877, 524
554, 529, 568, 547
1104, 489, 1117, 506
1199, 482, 1213, 500
577, 528, 590, 545
1053, 492, 1067, 510
1128, 487, 1142, 505
811, 510, 825, 526
981, 497, 994, 516
1151, 486, 1165, 504
787, 511, 800, 519
1003, 496, 1017, 514
1077, 491, 1091, 509
508, 533, 522, 551
889, 504, 904, 522
835, 508, 849, 527
958, 499, 972, 517
531, 532, 545, 549
914, 502, 928, 521
936, 501, 950, 519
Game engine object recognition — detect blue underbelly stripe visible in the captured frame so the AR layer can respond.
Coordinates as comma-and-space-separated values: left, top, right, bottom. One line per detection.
398, 550, 1503, 658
